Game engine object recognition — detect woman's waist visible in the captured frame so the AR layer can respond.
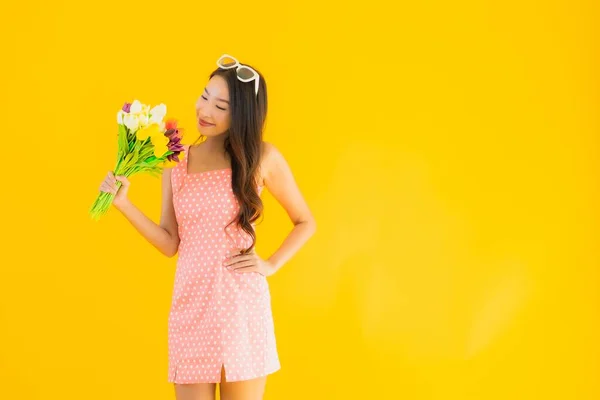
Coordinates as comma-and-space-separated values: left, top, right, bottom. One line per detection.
178, 229, 253, 247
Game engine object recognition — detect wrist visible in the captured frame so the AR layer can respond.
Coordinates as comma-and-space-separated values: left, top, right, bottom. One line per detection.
113, 198, 131, 212
267, 258, 281, 273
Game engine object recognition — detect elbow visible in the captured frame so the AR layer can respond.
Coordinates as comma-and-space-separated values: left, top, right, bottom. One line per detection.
306, 218, 317, 235
166, 250, 178, 258
165, 242, 180, 258
166, 250, 177, 258
169, 246, 180, 258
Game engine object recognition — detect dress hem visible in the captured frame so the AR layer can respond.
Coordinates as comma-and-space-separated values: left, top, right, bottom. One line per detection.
168, 364, 281, 384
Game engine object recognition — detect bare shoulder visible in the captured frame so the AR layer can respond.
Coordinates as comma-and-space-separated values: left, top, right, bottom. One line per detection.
259, 141, 314, 226
260, 141, 284, 182
261, 140, 284, 165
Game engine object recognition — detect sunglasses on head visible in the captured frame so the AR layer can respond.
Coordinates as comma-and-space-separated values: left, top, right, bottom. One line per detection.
216, 54, 260, 96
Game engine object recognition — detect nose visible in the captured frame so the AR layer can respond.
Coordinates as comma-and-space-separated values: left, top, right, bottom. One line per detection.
196, 105, 211, 121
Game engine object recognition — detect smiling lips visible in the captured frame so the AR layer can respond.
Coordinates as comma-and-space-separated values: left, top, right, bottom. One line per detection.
199, 119, 215, 127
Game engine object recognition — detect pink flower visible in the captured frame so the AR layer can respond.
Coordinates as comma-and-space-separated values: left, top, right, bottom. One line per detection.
164, 122, 184, 162
122, 102, 131, 113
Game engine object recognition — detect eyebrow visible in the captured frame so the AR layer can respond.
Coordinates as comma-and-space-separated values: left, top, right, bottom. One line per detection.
205, 88, 229, 104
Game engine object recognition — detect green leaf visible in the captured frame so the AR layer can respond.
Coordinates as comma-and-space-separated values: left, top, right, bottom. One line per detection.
130, 149, 139, 165
124, 152, 133, 165
118, 124, 128, 152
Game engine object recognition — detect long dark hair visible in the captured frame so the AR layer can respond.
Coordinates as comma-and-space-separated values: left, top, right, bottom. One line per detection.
191, 64, 268, 254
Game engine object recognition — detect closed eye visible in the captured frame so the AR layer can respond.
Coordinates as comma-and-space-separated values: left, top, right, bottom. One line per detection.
201, 95, 227, 111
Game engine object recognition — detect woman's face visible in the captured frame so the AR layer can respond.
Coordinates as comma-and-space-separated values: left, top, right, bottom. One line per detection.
195, 75, 231, 136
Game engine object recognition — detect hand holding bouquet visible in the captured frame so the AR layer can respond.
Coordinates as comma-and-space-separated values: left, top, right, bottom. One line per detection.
89, 100, 184, 220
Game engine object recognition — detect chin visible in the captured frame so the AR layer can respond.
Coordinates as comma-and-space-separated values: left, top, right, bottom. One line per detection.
197, 124, 214, 134
198, 126, 227, 137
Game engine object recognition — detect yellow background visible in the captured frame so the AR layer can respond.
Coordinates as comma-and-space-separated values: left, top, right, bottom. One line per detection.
1, 0, 598, 399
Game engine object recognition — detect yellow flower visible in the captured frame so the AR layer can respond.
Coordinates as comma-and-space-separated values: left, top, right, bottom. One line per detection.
136, 123, 161, 141
136, 122, 170, 158
151, 133, 170, 158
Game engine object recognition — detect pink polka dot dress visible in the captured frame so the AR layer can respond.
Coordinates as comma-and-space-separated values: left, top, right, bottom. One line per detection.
167, 144, 280, 384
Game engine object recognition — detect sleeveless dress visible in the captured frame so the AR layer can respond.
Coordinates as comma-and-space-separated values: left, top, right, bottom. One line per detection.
167, 144, 280, 384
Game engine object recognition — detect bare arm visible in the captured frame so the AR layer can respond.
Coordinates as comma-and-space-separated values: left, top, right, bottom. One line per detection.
113, 168, 180, 257
262, 142, 317, 273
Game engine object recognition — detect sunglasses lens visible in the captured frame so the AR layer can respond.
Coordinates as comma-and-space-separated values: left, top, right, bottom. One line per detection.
237, 66, 255, 80
218, 56, 237, 68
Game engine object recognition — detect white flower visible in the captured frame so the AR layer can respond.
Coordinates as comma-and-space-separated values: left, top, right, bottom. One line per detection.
149, 103, 167, 124
117, 110, 125, 124
138, 113, 149, 127
123, 113, 140, 131
130, 100, 143, 114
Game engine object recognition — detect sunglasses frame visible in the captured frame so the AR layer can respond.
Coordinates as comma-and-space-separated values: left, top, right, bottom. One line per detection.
216, 54, 260, 96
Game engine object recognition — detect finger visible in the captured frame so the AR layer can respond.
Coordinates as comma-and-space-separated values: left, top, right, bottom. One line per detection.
116, 176, 130, 186
228, 259, 254, 269
103, 175, 117, 184
233, 266, 259, 273
104, 178, 116, 189
104, 183, 117, 195
225, 255, 255, 265
230, 254, 254, 261
103, 181, 117, 193
100, 184, 116, 195
230, 260, 255, 270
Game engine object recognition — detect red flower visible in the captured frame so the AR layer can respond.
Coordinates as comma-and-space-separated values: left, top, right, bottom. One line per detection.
165, 119, 178, 131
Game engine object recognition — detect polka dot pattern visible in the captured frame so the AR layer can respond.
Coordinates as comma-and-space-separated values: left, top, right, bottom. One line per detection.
167, 144, 280, 384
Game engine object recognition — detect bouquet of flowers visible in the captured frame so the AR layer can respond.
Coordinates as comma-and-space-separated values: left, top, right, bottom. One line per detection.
89, 100, 184, 221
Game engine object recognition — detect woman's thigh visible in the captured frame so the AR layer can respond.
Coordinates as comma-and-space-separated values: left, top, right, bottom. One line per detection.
219, 365, 267, 400
174, 382, 217, 400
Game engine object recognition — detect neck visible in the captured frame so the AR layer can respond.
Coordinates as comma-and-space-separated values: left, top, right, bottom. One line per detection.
195, 133, 228, 157
194, 133, 229, 159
